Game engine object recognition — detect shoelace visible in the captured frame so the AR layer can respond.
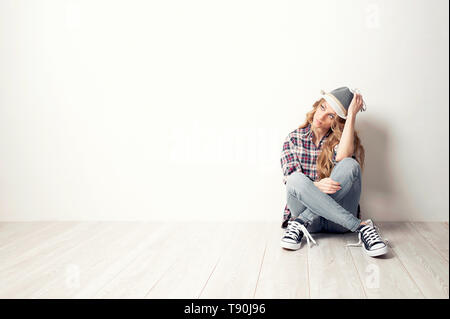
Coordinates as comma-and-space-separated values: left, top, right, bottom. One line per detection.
346, 224, 389, 248
285, 221, 317, 248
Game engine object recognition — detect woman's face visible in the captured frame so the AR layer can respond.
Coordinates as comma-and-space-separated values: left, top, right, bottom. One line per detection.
313, 100, 338, 130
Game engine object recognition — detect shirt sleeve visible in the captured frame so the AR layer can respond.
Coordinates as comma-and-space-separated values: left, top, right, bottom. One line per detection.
280, 134, 302, 184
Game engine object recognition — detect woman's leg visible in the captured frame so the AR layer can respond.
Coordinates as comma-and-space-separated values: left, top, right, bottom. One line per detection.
286, 192, 323, 233
322, 159, 361, 233
285, 157, 362, 232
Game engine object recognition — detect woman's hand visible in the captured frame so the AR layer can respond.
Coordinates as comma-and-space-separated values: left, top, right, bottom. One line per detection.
314, 178, 341, 194
347, 93, 364, 117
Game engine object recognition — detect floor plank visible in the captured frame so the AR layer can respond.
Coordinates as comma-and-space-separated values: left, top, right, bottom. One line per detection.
410, 222, 449, 262
199, 223, 269, 299
72, 222, 167, 298
254, 223, 309, 299
146, 222, 234, 299
29, 222, 156, 298
0, 222, 114, 298
379, 222, 449, 299
0, 222, 83, 272
343, 231, 424, 298
307, 232, 366, 298
93, 222, 184, 298
0, 222, 60, 248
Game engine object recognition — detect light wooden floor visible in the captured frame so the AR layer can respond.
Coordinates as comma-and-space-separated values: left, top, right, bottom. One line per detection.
0, 221, 448, 299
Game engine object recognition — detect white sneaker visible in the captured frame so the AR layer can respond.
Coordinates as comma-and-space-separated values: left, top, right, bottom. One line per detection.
280, 220, 317, 250
348, 219, 388, 257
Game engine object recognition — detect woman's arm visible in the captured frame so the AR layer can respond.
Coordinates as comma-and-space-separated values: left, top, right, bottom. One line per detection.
335, 113, 356, 161
335, 93, 364, 161
280, 134, 302, 181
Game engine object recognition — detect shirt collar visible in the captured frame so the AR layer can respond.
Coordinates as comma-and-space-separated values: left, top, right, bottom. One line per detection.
300, 123, 332, 145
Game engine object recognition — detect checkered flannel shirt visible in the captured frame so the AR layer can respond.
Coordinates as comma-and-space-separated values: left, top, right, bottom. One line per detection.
280, 123, 356, 227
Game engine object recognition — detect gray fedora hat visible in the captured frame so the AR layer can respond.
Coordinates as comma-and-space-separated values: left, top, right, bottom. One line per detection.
320, 87, 366, 119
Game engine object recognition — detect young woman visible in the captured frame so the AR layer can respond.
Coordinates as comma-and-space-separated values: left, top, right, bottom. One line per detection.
279, 87, 388, 257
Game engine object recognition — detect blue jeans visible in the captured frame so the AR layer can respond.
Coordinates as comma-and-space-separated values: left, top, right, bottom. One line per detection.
286, 157, 362, 233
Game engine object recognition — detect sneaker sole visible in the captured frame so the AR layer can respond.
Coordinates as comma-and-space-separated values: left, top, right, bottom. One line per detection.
280, 241, 301, 250
364, 245, 388, 257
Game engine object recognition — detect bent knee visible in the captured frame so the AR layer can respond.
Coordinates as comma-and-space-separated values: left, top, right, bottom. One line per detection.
286, 171, 310, 193
336, 157, 361, 176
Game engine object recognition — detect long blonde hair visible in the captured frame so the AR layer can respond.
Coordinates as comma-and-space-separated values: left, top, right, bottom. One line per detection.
298, 98, 365, 179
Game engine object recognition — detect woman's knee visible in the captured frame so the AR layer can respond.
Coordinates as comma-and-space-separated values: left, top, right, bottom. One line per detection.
286, 171, 310, 195
333, 157, 361, 179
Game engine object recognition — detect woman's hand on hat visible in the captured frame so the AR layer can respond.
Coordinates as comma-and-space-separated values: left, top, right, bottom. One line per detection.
348, 93, 364, 117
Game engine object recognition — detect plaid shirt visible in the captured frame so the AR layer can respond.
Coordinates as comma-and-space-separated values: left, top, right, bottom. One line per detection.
280, 123, 341, 227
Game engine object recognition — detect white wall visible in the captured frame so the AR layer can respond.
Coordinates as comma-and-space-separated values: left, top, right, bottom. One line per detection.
0, 0, 448, 222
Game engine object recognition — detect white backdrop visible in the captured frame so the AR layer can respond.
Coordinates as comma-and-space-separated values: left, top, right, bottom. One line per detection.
0, 0, 448, 222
